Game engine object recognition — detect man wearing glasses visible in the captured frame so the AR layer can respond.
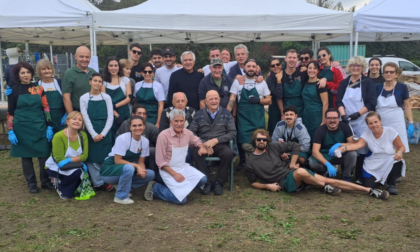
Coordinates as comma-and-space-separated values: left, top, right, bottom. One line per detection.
309, 108, 357, 181
245, 128, 389, 200
128, 43, 144, 83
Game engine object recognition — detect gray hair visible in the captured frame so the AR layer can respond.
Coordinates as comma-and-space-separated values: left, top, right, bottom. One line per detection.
181, 51, 196, 61
172, 92, 187, 101
169, 109, 186, 120
346, 56, 368, 73
234, 44, 249, 55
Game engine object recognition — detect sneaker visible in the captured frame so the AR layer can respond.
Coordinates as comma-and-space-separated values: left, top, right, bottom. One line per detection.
396, 177, 402, 184
369, 188, 389, 200
387, 185, 398, 195
213, 181, 223, 195
103, 183, 114, 191
202, 181, 213, 195
235, 162, 246, 171
41, 183, 55, 190
56, 189, 70, 200
144, 181, 155, 201
114, 197, 134, 204
29, 187, 39, 194
355, 179, 362, 185
323, 184, 341, 196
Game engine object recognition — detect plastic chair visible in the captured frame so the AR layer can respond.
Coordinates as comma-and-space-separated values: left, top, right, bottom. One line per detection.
204, 140, 236, 191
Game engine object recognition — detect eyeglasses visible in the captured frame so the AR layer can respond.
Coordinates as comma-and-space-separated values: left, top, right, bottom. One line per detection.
300, 56, 310, 61
317, 54, 327, 59
131, 49, 142, 55
142, 70, 153, 74
350, 64, 362, 68
384, 71, 396, 75
270, 63, 281, 68
326, 117, 339, 120
256, 138, 268, 142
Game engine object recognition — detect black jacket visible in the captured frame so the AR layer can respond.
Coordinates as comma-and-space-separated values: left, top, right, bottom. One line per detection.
198, 74, 233, 108
336, 75, 377, 111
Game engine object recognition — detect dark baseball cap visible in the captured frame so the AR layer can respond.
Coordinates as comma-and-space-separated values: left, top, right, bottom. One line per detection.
162, 47, 175, 56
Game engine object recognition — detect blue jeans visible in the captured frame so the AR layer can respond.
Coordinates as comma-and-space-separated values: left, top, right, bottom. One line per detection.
153, 176, 207, 205
87, 162, 104, 187
102, 164, 155, 200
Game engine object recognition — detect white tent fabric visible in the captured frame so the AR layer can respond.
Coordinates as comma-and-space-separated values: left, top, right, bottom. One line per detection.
93, 0, 353, 44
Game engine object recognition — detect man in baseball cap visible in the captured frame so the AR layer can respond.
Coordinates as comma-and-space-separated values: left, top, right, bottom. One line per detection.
154, 47, 182, 98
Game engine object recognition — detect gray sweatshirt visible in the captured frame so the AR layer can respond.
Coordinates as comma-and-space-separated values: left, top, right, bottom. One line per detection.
272, 117, 310, 153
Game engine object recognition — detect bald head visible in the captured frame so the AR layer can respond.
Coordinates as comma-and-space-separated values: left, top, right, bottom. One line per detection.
206, 90, 219, 99
74, 46, 91, 71
172, 92, 188, 110
205, 90, 220, 112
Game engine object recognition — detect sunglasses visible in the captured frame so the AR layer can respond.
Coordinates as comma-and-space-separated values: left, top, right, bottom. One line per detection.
270, 63, 281, 68
131, 49, 142, 55
384, 71, 396, 75
143, 70, 153, 74
317, 54, 327, 59
256, 138, 268, 142
300, 56, 310, 61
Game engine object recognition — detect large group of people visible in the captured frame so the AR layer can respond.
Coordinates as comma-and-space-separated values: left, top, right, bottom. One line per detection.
5, 42, 414, 204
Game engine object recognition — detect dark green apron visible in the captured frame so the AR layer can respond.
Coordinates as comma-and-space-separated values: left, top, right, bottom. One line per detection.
100, 136, 142, 176
310, 127, 345, 164
237, 83, 265, 143
283, 74, 304, 117
41, 80, 65, 133
136, 81, 158, 124
302, 82, 323, 141
86, 94, 113, 163
11, 86, 51, 158
105, 81, 130, 139
319, 67, 334, 108
267, 96, 281, 135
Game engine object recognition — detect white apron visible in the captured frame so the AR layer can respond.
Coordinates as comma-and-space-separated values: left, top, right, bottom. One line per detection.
376, 85, 409, 152
159, 143, 205, 202
363, 130, 406, 184
45, 129, 83, 178
343, 77, 369, 154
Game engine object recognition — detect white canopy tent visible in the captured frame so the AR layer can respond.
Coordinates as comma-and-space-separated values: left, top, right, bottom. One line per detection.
93, 0, 353, 44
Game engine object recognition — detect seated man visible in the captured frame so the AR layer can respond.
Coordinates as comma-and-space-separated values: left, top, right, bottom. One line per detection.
147, 109, 208, 205
272, 105, 310, 166
245, 129, 389, 200
159, 92, 195, 132
116, 105, 159, 178
308, 108, 357, 181
190, 90, 236, 195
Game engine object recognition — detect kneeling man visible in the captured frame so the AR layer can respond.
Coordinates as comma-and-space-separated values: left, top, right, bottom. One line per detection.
245, 129, 389, 200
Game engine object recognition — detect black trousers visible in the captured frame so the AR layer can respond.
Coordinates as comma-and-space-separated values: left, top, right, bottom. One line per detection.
192, 143, 234, 186
21, 157, 49, 188
362, 161, 403, 188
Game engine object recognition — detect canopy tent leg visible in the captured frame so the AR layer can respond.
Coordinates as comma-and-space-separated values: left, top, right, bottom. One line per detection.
311, 37, 315, 52
0, 43, 4, 101
349, 32, 353, 59
354, 32, 359, 57
127, 44, 130, 59
149, 44, 152, 51
50, 45, 53, 63
89, 26, 94, 55
93, 29, 97, 56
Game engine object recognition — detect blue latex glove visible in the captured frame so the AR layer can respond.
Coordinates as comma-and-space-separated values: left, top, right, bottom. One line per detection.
46, 126, 54, 142
407, 123, 414, 139
5, 86, 13, 96
58, 158, 72, 168
325, 162, 337, 177
81, 162, 88, 174
328, 142, 341, 156
7, 130, 18, 145
61, 113, 68, 126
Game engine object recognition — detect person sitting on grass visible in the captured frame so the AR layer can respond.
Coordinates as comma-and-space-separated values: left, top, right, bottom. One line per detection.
245, 129, 389, 200
272, 105, 310, 166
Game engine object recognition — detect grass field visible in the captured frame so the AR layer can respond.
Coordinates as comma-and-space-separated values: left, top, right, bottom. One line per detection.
0, 111, 419, 251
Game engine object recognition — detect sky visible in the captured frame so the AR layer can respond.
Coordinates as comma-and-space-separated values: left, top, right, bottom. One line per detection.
339, 0, 370, 10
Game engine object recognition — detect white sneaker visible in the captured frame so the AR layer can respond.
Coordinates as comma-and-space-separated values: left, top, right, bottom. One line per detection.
114, 197, 134, 204
144, 181, 156, 201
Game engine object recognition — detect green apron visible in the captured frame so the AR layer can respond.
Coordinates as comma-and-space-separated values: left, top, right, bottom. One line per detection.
100, 136, 142, 176
302, 82, 323, 141
86, 94, 113, 163
267, 96, 281, 135
11, 86, 51, 158
283, 74, 304, 117
319, 67, 334, 108
41, 80, 65, 133
310, 126, 345, 164
105, 81, 130, 139
136, 81, 158, 124
237, 83, 265, 144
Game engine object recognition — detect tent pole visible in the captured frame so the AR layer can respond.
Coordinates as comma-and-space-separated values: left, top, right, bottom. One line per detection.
0, 43, 4, 101
127, 44, 130, 59
50, 45, 53, 63
93, 29, 97, 56
89, 26, 94, 54
354, 32, 359, 56
149, 44, 152, 51
349, 32, 353, 59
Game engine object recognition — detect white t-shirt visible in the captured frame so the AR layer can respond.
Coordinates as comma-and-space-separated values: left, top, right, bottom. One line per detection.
203, 61, 238, 76
361, 126, 398, 154
229, 78, 270, 102
103, 76, 131, 95
107, 132, 149, 158
134, 81, 166, 101
154, 65, 182, 97
39, 79, 62, 95
80, 92, 114, 139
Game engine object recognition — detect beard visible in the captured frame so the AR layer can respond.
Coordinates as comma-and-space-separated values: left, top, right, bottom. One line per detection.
245, 71, 255, 78
256, 143, 266, 150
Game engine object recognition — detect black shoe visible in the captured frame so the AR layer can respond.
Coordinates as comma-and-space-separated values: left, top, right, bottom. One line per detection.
235, 162, 246, 171
41, 183, 55, 190
29, 187, 39, 194
214, 181, 223, 195
202, 181, 213, 195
